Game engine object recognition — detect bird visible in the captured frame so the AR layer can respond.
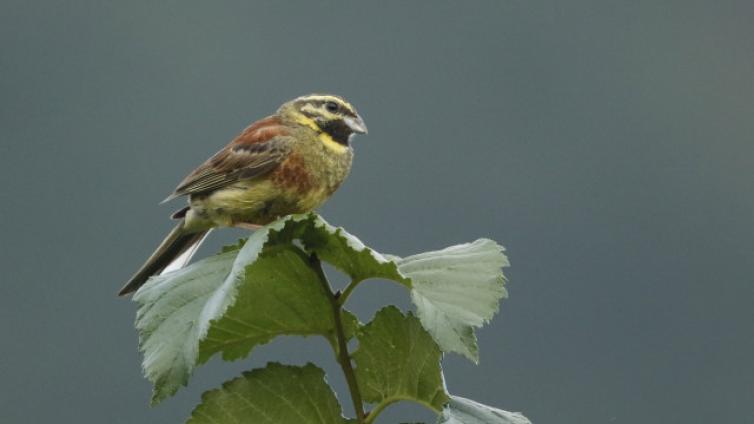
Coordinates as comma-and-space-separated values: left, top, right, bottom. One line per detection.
118, 94, 367, 296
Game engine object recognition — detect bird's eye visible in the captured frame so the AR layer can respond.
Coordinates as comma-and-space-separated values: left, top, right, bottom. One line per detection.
325, 101, 339, 113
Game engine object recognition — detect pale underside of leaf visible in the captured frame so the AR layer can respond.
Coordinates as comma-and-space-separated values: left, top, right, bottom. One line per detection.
133, 215, 320, 403
133, 213, 378, 404
199, 244, 360, 362
397, 239, 509, 362
134, 213, 510, 407
134, 250, 237, 404
437, 396, 532, 424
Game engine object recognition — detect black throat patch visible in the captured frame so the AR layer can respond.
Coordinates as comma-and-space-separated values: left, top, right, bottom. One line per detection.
319, 119, 352, 146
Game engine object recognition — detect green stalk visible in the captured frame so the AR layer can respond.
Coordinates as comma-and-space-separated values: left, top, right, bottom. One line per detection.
337, 277, 365, 307
310, 254, 366, 423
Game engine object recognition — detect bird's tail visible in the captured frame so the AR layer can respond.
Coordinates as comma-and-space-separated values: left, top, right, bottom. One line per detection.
118, 220, 210, 296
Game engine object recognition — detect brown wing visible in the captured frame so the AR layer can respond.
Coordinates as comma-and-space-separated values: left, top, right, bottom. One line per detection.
163, 115, 292, 202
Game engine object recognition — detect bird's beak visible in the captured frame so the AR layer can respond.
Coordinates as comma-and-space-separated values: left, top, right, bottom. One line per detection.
344, 115, 368, 135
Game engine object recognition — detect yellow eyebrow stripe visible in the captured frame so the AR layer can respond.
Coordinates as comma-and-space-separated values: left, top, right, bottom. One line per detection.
295, 94, 356, 116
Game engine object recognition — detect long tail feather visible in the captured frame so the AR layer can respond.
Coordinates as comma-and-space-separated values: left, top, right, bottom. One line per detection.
161, 229, 211, 274
118, 221, 209, 296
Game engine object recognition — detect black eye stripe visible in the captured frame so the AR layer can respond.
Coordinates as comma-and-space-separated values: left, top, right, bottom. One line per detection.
304, 99, 356, 117
342, 108, 357, 118
325, 101, 339, 113
294, 98, 358, 122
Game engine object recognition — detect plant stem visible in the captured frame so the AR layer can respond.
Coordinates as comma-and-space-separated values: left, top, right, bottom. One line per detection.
364, 397, 439, 424
337, 277, 364, 307
364, 399, 397, 424
310, 254, 366, 423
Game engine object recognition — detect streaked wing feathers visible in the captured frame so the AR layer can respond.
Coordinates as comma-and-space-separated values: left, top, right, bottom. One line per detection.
165, 116, 292, 200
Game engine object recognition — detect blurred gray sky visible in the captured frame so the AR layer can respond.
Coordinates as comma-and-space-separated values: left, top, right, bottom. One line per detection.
1, 1, 752, 423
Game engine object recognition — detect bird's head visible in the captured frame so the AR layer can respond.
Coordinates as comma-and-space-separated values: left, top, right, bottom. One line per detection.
280, 94, 367, 152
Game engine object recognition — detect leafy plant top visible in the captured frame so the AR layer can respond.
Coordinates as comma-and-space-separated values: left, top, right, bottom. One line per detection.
132, 213, 530, 423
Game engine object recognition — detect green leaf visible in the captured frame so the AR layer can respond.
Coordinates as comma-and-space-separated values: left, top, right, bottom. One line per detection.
437, 396, 531, 424
353, 306, 448, 413
260, 213, 407, 284
199, 244, 358, 362
396, 239, 509, 362
187, 362, 349, 424
134, 220, 293, 404
298, 219, 407, 284
134, 213, 508, 406
134, 250, 237, 405
134, 213, 370, 404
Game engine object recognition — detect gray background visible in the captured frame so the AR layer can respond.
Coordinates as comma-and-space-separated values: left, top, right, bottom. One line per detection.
1, 1, 752, 423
